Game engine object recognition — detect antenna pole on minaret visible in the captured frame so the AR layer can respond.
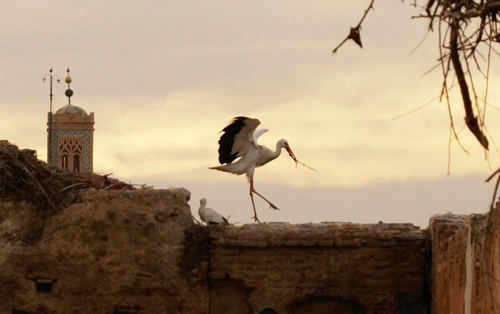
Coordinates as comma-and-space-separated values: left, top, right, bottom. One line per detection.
43, 68, 60, 165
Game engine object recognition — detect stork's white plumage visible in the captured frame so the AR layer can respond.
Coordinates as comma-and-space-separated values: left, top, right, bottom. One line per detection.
210, 116, 299, 223
198, 198, 228, 225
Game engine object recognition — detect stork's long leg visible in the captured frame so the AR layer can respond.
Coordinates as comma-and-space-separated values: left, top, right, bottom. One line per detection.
249, 185, 261, 223
250, 178, 280, 211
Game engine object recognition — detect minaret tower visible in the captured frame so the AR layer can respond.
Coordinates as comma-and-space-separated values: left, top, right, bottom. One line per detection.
47, 68, 95, 173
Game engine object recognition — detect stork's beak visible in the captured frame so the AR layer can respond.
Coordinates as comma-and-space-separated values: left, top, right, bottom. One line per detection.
285, 145, 297, 163
285, 144, 318, 172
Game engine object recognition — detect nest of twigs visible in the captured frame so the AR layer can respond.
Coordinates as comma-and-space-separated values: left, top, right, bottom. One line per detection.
0, 140, 135, 211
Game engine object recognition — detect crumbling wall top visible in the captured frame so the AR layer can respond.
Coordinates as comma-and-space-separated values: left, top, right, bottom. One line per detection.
210, 222, 426, 247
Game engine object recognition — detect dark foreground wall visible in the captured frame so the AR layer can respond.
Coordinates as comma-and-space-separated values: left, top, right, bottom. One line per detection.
1, 189, 432, 313
210, 223, 428, 314
0, 188, 208, 314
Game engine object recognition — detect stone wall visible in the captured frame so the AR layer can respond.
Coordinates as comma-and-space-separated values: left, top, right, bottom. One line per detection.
9, 186, 500, 313
0, 187, 430, 314
0, 188, 208, 314
209, 223, 429, 313
430, 205, 500, 313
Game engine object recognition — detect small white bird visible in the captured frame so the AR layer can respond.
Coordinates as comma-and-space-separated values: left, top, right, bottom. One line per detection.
198, 198, 229, 225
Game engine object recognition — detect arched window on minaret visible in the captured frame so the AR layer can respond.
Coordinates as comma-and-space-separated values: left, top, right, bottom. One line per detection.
73, 154, 80, 173
61, 154, 69, 170
58, 136, 82, 173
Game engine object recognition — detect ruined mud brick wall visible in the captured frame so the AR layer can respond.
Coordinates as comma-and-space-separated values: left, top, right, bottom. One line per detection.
10, 184, 497, 314
0, 188, 208, 314
430, 205, 500, 313
209, 223, 429, 313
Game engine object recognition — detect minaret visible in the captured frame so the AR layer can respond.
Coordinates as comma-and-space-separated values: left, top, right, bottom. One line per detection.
47, 68, 95, 173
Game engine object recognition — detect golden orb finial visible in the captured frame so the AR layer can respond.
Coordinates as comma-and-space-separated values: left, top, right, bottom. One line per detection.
65, 67, 73, 105
65, 67, 72, 83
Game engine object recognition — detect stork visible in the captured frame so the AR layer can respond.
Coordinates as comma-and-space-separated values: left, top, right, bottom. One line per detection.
210, 116, 299, 223
198, 198, 229, 225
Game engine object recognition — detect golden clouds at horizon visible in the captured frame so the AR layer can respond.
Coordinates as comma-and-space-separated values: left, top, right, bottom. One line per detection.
81, 84, 500, 189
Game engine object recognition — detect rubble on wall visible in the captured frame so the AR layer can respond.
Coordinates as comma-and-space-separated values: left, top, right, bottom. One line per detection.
0, 140, 134, 212
0, 140, 138, 248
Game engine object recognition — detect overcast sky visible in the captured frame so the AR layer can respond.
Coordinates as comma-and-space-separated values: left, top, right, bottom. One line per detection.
2, 1, 499, 227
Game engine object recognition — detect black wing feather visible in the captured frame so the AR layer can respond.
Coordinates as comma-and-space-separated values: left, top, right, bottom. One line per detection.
217, 116, 249, 164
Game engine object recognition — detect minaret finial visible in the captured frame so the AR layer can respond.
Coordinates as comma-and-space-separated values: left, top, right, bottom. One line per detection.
65, 67, 73, 105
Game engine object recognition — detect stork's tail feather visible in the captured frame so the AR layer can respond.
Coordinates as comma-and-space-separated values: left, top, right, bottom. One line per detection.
209, 164, 239, 174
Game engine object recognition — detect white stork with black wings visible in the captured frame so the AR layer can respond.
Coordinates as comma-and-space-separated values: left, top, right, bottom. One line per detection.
210, 116, 299, 223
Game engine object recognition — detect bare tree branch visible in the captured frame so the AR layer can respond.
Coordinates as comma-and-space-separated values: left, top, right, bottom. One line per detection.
450, 16, 489, 149
332, 0, 500, 153
332, 0, 375, 54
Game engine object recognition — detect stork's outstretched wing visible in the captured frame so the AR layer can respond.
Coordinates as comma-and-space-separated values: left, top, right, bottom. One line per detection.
252, 128, 268, 144
217, 116, 260, 164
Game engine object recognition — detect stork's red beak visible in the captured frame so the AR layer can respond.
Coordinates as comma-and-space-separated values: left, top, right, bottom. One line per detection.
285, 145, 318, 172
285, 146, 297, 162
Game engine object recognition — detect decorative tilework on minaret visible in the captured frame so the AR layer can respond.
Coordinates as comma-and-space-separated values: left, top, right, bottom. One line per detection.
47, 68, 94, 173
